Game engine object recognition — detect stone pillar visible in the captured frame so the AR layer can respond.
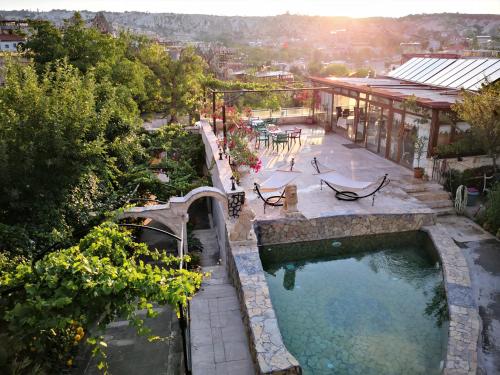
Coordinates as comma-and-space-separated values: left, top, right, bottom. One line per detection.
282, 184, 304, 218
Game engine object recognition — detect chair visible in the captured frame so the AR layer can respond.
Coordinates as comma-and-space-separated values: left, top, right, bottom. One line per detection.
286, 128, 302, 145
483, 173, 500, 194
255, 129, 269, 149
272, 133, 289, 152
310, 157, 390, 206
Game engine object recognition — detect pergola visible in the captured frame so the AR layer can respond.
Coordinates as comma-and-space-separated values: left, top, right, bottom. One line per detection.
206, 86, 331, 145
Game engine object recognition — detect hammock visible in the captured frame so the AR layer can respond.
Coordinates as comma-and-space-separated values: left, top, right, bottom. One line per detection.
311, 157, 389, 205
254, 169, 301, 212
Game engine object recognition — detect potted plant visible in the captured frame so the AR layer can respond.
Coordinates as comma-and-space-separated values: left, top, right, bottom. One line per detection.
413, 135, 428, 178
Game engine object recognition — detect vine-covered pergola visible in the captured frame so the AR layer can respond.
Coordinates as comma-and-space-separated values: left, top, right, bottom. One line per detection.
206, 86, 331, 144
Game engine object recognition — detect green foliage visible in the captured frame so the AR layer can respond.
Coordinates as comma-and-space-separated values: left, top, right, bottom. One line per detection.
0, 222, 202, 374
483, 183, 500, 237
0, 12, 210, 374
413, 135, 428, 168
434, 134, 486, 158
321, 63, 350, 77
452, 81, 500, 171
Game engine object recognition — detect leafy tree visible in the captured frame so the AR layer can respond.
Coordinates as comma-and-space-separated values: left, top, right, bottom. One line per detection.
322, 63, 350, 77
24, 20, 66, 74
452, 81, 500, 171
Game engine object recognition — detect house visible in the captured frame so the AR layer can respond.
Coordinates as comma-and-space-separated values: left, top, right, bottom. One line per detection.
310, 57, 500, 171
0, 34, 25, 52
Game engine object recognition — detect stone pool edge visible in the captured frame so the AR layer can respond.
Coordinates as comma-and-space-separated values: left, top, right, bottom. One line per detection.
224, 212, 446, 375
422, 224, 480, 375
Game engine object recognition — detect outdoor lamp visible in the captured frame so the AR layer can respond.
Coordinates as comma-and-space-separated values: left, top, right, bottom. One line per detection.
219, 148, 223, 160
230, 176, 236, 191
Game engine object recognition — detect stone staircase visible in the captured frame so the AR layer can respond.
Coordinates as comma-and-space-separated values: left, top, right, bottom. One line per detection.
396, 177, 455, 216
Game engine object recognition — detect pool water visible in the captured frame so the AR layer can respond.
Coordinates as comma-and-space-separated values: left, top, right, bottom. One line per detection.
260, 231, 448, 375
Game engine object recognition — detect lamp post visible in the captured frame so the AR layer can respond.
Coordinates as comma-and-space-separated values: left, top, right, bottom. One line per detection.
230, 176, 236, 191
219, 148, 223, 160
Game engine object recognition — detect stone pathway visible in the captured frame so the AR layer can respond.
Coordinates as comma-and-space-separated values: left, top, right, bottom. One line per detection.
190, 231, 254, 375
438, 216, 500, 375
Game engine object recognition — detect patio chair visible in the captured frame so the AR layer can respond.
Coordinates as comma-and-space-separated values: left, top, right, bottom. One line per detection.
255, 129, 270, 149
272, 132, 289, 152
310, 157, 390, 206
286, 127, 302, 145
253, 160, 300, 212
254, 123, 267, 133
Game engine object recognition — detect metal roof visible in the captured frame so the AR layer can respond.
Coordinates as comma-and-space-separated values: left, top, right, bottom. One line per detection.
388, 57, 500, 91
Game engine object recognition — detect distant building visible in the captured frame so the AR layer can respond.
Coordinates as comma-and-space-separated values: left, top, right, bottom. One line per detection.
400, 42, 422, 54
401, 53, 461, 64
0, 34, 25, 52
255, 70, 294, 82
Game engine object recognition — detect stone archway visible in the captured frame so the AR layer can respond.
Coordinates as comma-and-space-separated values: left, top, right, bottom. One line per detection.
119, 186, 229, 254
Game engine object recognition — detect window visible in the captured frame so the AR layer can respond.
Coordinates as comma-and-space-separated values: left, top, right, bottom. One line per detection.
5, 44, 9, 49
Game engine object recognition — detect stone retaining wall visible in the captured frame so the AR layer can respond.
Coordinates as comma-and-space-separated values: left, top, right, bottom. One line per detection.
255, 212, 436, 245
226, 234, 301, 375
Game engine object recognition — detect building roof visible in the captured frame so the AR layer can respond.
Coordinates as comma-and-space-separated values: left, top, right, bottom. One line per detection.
0, 34, 25, 42
310, 76, 460, 109
311, 57, 500, 109
388, 57, 500, 91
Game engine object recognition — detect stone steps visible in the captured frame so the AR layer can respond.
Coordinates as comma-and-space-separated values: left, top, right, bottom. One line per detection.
410, 190, 451, 202
399, 179, 455, 216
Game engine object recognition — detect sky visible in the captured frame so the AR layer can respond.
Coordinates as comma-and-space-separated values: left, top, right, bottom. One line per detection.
1, 0, 499, 18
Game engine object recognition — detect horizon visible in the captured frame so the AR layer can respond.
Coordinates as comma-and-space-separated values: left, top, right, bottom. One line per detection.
1, 0, 499, 18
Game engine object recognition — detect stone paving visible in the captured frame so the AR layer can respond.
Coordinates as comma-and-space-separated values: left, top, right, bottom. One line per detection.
438, 217, 500, 375
190, 230, 255, 375
239, 125, 434, 220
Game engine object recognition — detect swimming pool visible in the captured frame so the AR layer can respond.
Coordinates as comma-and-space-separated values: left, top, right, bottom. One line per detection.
260, 231, 448, 375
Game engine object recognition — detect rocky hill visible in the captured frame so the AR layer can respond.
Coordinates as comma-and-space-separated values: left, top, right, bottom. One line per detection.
1, 10, 499, 45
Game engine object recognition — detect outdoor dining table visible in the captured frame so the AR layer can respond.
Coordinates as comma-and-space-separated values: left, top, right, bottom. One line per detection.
250, 119, 264, 128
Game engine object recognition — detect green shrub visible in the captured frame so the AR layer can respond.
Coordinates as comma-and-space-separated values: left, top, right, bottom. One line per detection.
484, 183, 500, 236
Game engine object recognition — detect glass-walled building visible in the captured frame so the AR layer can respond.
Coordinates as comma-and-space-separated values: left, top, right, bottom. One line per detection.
311, 57, 500, 170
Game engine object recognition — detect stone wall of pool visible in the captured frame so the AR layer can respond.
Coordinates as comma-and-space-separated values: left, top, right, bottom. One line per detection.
224, 216, 479, 375
255, 212, 436, 246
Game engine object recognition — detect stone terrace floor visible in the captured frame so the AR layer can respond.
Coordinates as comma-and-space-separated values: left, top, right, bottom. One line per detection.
239, 125, 434, 220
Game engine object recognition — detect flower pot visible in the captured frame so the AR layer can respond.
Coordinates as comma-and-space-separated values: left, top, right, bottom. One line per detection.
413, 167, 424, 179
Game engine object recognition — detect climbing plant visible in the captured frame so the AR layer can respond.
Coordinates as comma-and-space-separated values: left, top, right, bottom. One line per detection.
0, 222, 202, 374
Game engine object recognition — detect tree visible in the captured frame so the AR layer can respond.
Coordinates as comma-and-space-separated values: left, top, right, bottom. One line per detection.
452, 81, 500, 171
24, 20, 66, 74
321, 63, 350, 77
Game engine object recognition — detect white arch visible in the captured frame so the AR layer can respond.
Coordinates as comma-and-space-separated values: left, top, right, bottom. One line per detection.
119, 186, 229, 253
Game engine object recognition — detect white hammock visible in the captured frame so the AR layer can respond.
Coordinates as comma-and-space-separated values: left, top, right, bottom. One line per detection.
258, 170, 302, 192
315, 171, 381, 192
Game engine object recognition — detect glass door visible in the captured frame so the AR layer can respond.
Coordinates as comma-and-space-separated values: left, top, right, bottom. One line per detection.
356, 100, 367, 142
390, 112, 403, 161
378, 109, 389, 157
400, 123, 418, 169
366, 104, 381, 152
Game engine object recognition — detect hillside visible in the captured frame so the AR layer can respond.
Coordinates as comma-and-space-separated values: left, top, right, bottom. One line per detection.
1, 10, 499, 45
